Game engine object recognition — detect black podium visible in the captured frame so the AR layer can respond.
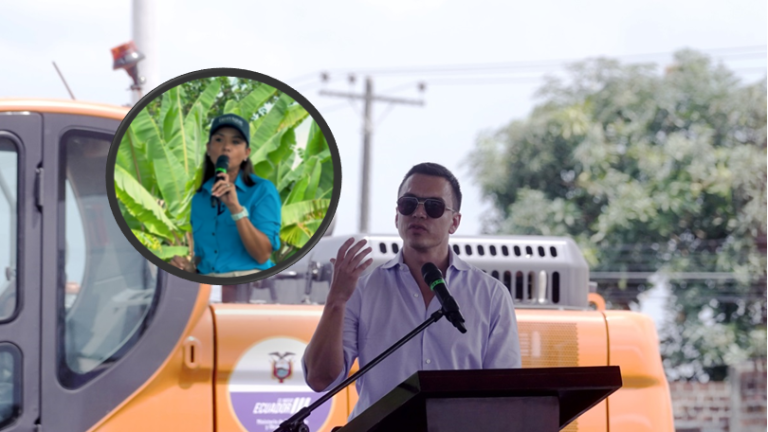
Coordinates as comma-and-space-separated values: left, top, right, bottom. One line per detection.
336, 366, 622, 432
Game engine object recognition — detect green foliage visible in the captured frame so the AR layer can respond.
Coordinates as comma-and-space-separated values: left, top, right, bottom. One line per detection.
116, 77, 333, 265
146, 77, 277, 125
469, 50, 767, 381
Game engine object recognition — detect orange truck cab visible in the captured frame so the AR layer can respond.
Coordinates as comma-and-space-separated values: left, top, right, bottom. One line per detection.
0, 99, 674, 432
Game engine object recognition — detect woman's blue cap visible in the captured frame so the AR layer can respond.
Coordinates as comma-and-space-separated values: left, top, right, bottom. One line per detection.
209, 113, 250, 147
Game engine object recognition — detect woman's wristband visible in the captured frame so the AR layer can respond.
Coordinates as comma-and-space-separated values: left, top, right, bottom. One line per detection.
231, 206, 249, 221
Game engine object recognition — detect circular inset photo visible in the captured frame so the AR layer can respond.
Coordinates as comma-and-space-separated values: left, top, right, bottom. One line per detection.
107, 68, 341, 285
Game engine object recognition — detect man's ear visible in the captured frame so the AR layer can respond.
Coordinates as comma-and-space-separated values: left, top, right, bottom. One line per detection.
245, 146, 251, 157
448, 212, 461, 235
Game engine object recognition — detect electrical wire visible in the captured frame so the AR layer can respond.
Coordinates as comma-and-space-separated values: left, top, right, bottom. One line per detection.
317, 101, 355, 115
320, 46, 766, 77
377, 81, 427, 94
425, 76, 547, 86
286, 72, 323, 85
374, 103, 396, 126
302, 45, 765, 94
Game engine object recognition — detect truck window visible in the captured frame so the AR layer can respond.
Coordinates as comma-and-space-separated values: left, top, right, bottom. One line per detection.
0, 137, 17, 321
0, 344, 21, 428
58, 131, 159, 387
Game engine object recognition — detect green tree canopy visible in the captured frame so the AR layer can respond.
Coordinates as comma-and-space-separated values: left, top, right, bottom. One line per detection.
469, 50, 766, 381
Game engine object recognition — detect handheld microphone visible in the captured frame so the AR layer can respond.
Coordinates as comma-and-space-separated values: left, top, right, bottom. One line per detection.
215, 154, 229, 181
211, 154, 230, 208
421, 263, 467, 334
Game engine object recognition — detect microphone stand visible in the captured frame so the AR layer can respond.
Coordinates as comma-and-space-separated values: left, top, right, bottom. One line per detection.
275, 309, 446, 432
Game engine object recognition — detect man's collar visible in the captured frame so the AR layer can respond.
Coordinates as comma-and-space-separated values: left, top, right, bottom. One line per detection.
448, 248, 472, 271
382, 246, 471, 272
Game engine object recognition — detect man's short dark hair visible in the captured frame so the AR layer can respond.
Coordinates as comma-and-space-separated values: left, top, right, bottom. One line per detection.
398, 162, 462, 211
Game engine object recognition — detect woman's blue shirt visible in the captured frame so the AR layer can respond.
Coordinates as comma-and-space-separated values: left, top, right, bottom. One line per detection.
191, 174, 281, 274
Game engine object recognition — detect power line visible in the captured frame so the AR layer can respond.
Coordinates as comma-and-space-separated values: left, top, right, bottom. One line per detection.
425, 76, 547, 86
320, 46, 766, 77
602, 294, 766, 301
590, 272, 754, 281
292, 46, 765, 92
377, 81, 428, 94
286, 71, 321, 85
318, 101, 357, 114
319, 78, 425, 233
731, 67, 768, 74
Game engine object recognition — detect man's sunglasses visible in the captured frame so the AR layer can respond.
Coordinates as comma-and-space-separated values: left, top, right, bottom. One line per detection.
396, 196, 456, 218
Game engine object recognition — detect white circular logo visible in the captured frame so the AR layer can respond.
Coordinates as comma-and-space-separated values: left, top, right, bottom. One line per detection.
228, 337, 335, 431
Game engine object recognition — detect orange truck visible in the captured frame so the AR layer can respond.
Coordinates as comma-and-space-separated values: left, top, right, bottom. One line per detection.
0, 99, 674, 432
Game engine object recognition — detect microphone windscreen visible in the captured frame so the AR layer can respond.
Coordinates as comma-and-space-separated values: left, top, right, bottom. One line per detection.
215, 154, 230, 173
421, 262, 442, 285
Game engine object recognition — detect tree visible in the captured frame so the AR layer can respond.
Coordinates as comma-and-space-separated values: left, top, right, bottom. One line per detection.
468, 50, 766, 381
115, 77, 333, 264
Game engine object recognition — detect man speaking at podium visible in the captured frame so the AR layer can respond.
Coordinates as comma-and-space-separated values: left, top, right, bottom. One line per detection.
303, 162, 521, 419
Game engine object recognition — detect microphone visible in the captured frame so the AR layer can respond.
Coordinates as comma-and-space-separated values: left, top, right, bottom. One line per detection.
211, 154, 229, 208
215, 154, 229, 182
421, 263, 467, 334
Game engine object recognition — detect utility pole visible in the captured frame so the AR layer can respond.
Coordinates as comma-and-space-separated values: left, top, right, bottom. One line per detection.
132, 0, 159, 102
320, 76, 424, 233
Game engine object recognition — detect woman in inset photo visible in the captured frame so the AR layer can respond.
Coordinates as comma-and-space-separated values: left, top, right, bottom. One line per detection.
113, 75, 335, 281
170, 113, 281, 276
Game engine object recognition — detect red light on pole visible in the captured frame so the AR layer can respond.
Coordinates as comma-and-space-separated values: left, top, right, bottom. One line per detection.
111, 41, 145, 93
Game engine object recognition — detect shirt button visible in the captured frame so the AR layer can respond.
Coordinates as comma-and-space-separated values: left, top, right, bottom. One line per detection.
425, 359, 431, 364
212, 232, 215, 236
413, 293, 418, 298
214, 250, 218, 254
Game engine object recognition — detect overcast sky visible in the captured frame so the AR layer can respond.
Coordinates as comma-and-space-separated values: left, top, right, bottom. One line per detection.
2, 0, 765, 238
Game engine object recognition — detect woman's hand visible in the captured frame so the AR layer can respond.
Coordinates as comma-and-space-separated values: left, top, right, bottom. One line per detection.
211, 174, 242, 213
170, 255, 195, 272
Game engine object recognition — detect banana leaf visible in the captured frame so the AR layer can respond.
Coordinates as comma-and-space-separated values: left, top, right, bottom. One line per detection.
269, 128, 296, 166
115, 165, 179, 241
157, 245, 189, 261
239, 84, 277, 121
164, 87, 197, 177
279, 104, 309, 131
284, 174, 309, 206
305, 120, 328, 158
132, 229, 163, 251
281, 199, 330, 225
182, 105, 207, 175
280, 216, 326, 249
172, 164, 204, 231
303, 155, 322, 200
123, 108, 164, 194
318, 154, 334, 199
251, 94, 290, 148
116, 128, 153, 192
162, 87, 185, 142
223, 100, 240, 117
250, 128, 296, 181
183, 80, 221, 175
149, 137, 189, 218
157, 91, 173, 132
118, 200, 142, 230
276, 152, 301, 199
305, 121, 334, 197
173, 192, 194, 232
250, 114, 265, 136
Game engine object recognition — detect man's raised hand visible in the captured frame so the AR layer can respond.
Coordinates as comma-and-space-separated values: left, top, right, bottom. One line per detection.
327, 238, 373, 306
